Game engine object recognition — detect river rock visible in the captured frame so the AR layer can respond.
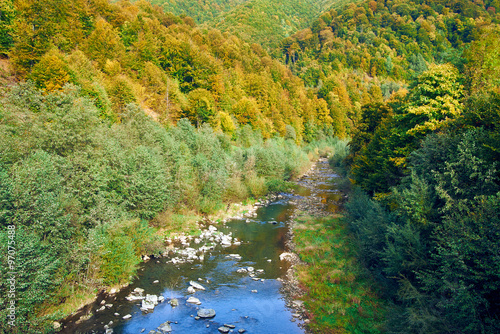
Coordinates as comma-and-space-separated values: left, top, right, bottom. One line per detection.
123, 314, 132, 320
279, 252, 299, 262
218, 326, 230, 333
157, 322, 172, 333
141, 294, 158, 311
197, 308, 216, 318
238, 329, 246, 333
126, 288, 145, 301
189, 280, 206, 290
220, 236, 232, 246
247, 266, 254, 272
169, 298, 179, 307
224, 324, 236, 329
186, 296, 201, 305
187, 286, 196, 294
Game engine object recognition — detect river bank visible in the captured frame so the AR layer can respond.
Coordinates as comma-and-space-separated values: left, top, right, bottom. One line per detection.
285, 159, 387, 333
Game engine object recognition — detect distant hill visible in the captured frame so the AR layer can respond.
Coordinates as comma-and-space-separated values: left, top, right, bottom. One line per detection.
138, 0, 353, 49
143, 0, 248, 24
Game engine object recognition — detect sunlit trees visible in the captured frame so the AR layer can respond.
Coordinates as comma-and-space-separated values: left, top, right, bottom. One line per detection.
84, 18, 125, 68
29, 49, 72, 92
0, 0, 14, 55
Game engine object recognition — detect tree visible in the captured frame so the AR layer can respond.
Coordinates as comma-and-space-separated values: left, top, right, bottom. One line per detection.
185, 88, 215, 127
0, 0, 14, 55
84, 18, 125, 68
29, 49, 72, 92
402, 64, 464, 136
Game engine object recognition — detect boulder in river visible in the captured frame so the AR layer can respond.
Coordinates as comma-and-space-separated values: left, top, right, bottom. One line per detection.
279, 252, 299, 262
186, 296, 201, 305
169, 298, 179, 307
141, 294, 158, 311
197, 308, 216, 318
218, 327, 230, 333
126, 288, 145, 301
187, 286, 196, 294
157, 321, 172, 333
189, 280, 206, 290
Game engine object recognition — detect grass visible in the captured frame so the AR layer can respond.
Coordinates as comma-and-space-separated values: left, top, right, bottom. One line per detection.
294, 213, 387, 333
153, 210, 202, 237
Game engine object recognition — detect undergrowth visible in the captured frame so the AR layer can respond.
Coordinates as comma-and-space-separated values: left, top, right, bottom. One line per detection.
294, 214, 387, 333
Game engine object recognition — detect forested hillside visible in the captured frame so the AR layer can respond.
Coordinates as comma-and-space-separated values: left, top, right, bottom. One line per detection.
0, 0, 344, 141
209, 0, 342, 49
279, 0, 500, 136
138, 0, 248, 24
142, 0, 349, 49
301, 0, 500, 332
0, 0, 346, 332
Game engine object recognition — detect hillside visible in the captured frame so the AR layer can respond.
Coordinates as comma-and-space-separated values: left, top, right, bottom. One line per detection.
209, 0, 342, 49
141, 0, 248, 24
1, 0, 348, 141
287, 0, 500, 332
141, 0, 352, 49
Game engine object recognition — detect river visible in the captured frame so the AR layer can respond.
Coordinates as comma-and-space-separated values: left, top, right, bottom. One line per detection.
63, 158, 341, 334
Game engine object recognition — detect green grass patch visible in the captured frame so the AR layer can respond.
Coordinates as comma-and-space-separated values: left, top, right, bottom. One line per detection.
294, 214, 387, 333
153, 210, 202, 237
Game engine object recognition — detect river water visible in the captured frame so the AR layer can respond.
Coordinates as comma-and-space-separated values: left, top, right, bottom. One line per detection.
65, 159, 340, 334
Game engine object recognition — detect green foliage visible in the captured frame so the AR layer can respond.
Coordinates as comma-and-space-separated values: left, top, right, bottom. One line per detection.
349, 64, 464, 194
345, 127, 500, 332
294, 215, 387, 333
0, 0, 15, 55
0, 226, 63, 333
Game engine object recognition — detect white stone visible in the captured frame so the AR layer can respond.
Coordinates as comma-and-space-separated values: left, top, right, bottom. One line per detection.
186, 296, 201, 305
189, 281, 206, 290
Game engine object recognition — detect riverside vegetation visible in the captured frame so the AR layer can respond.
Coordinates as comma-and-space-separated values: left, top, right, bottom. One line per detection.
1, 0, 500, 333
0, 81, 344, 332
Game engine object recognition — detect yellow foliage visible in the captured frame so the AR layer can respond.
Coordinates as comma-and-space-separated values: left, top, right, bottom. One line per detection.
29, 49, 72, 92
219, 111, 236, 134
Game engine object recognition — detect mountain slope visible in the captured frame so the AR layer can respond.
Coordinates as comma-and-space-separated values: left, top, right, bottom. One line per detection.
139, 0, 353, 49
142, 0, 248, 24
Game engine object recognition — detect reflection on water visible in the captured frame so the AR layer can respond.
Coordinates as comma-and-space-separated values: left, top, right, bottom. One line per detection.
67, 160, 338, 334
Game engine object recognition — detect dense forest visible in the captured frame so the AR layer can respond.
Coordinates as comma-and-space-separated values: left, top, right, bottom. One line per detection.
0, 0, 345, 332
0, 0, 500, 332
311, 0, 500, 333
143, 0, 346, 49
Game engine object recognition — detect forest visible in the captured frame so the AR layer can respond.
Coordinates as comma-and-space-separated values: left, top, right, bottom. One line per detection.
0, 0, 499, 332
